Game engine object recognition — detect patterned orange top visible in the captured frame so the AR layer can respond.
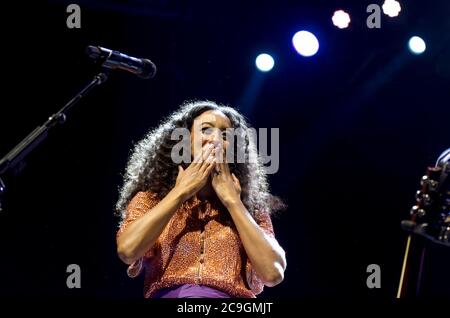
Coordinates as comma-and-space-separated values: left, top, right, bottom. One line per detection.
116, 191, 278, 298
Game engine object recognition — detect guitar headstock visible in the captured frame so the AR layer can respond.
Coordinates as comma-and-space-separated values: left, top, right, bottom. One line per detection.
402, 148, 450, 246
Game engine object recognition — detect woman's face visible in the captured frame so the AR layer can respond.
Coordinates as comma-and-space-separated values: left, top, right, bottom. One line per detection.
190, 109, 232, 162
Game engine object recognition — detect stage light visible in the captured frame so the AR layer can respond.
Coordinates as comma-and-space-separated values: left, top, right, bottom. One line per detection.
382, 0, 401, 17
332, 10, 351, 29
255, 53, 274, 72
292, 31, 319, 57
408, 36, 426, 55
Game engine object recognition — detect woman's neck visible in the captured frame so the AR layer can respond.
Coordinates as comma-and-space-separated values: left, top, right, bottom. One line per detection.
197, 180, 215, 201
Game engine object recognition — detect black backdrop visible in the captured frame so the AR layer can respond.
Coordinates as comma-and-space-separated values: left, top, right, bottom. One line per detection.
0, 0, 449, 299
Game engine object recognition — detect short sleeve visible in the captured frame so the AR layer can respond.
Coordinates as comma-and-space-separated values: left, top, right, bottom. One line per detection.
116, 191, 160, 277
246, 209, 276, 294
253, 209, 275, 238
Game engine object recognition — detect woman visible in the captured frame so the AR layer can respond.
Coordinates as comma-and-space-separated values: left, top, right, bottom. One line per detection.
116, 100, 286, 298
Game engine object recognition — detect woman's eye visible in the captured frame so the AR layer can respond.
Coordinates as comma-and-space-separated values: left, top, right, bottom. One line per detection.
202, 127, 213, 134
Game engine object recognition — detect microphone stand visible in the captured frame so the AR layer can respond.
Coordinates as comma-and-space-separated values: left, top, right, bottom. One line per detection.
0, 72, 109, 212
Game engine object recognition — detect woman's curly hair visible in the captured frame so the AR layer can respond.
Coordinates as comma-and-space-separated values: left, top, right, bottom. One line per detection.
116, 100, 285, 224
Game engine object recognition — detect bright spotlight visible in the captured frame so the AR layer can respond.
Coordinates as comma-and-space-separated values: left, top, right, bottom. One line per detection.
292, 31, 319, 57
332, 10, 351, 29
255, 53, 274, 72
408, 36, 426, 55
382, 0, 401, 17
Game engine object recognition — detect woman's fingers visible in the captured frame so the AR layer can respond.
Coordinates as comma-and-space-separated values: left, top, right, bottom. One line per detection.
191, 144, 214, 168
200, 144, 212, 161
191, 146, 204, 165
200, 152, 216, 174
214, 151, 221, 174
231, 173, 241, 190
199, 144, 218, 167
175, 165, 184, 186
217, 155, 231, 176
202, 156, 217, 178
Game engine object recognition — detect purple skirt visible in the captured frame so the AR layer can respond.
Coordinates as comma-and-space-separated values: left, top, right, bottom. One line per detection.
152, 284, 231, 298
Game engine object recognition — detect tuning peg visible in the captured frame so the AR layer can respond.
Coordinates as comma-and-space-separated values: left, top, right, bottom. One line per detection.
420, 175, 428, 186
410, 205, 426, 217
416, 190, 431, 205
420, 175, 438, 191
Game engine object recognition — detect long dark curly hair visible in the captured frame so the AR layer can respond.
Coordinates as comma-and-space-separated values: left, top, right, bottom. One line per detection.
116, 100, 285, 224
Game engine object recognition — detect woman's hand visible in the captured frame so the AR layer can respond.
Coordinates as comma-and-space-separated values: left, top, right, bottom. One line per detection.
211, 149, 242, 207
173, 143, 217, 202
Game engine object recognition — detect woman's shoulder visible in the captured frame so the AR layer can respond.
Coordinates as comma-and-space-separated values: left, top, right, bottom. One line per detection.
129, 190, 161, 207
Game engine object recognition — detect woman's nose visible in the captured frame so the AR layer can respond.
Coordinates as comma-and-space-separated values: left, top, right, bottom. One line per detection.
206, 132, 222, 147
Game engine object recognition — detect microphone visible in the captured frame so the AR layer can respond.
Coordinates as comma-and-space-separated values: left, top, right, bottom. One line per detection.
86, 45, 157, 79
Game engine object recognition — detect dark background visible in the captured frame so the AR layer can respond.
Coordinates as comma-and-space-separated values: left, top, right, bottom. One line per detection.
0, 0, 449, 299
